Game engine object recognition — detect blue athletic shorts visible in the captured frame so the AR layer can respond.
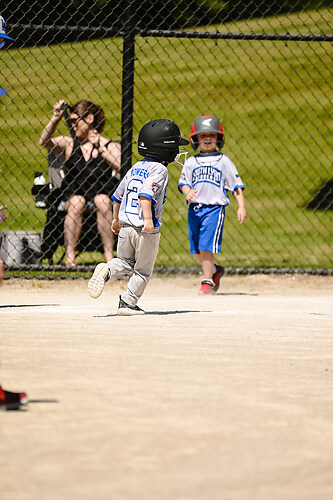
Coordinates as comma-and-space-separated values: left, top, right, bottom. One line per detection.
188, 204, 225, 254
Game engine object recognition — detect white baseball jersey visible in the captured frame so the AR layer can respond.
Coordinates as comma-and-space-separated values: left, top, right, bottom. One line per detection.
112, 157, 169, 230
178, 152, 244, 206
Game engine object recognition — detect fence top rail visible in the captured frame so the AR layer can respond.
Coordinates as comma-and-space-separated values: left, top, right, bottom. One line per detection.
139, 29, 333, 42
11, 24, 333, 43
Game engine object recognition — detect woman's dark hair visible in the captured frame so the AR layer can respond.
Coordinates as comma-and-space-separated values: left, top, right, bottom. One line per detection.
71, 100, 105, 132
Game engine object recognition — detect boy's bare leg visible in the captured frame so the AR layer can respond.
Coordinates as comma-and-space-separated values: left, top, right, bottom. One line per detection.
0, 258, 4, 284
194, 250, 215, 280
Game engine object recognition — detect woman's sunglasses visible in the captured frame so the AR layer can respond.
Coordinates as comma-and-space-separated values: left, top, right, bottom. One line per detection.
70, 116, 86, 126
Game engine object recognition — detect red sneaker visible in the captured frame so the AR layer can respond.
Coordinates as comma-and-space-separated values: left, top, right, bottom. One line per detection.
212, 265, 225, 292
0, 385, 28, 410
198, 280, 215, 295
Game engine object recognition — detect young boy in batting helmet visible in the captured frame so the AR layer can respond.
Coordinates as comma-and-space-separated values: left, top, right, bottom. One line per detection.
178, 115, 247, 295
88, 118, 189, 315
0, 16, 28, 410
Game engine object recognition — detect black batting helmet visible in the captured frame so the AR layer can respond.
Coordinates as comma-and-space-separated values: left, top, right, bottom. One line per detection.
189, 115, 225, 150
138, 119, 189, 165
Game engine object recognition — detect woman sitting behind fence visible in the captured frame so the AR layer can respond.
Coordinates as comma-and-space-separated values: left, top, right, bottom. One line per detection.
39, 99, 121, 266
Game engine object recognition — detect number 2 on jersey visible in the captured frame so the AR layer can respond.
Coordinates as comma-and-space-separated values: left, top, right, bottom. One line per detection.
125, 179, 143, 215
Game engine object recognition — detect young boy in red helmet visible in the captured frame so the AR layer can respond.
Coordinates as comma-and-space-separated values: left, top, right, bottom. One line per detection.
178, 115, 247, 295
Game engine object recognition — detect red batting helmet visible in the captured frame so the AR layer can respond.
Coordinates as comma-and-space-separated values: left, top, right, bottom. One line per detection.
189, 115, 225, 150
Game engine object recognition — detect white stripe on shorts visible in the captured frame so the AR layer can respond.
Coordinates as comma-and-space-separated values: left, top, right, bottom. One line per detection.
213, 206, 225, 253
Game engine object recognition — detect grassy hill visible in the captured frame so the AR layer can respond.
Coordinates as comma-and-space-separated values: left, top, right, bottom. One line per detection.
0, 8, 332, 269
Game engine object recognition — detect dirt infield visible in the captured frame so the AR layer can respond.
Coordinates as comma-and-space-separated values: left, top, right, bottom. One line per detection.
1, 274, 333, 500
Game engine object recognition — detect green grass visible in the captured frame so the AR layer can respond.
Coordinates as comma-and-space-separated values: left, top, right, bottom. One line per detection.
0, 8, 332, 270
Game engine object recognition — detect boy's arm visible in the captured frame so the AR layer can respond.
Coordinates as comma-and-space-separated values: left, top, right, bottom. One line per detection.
234, 188, 247, 224
180, 185, 198, 203
111, 201, 122, 234
140, 196, 154, 234
178, 161, 198, 202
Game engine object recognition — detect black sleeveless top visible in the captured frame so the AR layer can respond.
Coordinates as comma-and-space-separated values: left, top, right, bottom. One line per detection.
61, 135, 119, 201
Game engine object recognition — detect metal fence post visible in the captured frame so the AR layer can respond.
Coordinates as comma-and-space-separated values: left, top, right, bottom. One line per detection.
120, 8, 135, 178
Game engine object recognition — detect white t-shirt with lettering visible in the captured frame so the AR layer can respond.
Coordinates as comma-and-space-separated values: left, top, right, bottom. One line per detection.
178, 151, 244, 206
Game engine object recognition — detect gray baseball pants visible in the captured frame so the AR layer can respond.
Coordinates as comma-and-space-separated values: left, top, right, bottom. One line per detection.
106, 225, 160, 307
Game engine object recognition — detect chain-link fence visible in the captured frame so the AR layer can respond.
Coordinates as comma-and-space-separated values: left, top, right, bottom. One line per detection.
0, 1, 332, 277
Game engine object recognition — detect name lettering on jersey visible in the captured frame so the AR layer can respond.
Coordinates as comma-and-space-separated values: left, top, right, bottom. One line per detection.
192, 165, 222, 187
131, 167, 149, 179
